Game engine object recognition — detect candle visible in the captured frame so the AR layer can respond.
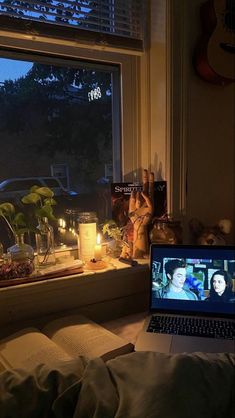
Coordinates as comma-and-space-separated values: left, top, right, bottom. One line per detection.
94, 233, 102, 260
58, 218, 65, 227
78, 212, 97, 261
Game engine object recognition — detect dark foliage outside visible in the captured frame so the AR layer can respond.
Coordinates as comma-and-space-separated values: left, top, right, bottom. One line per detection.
0, 58, 114, 248
0, 1, 122, 249
0, 61, 113, 188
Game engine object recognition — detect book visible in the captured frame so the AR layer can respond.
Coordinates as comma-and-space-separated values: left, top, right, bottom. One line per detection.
0, 314, 134, 371
111, 181, 168, 227
111, 182, 142, 227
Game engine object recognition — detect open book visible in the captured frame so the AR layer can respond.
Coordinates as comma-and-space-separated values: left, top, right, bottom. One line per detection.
0, 315, 134, 371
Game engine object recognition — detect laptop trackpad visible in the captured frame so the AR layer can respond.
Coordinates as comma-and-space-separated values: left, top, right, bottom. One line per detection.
135, 332, 173, 353
171, 335, 234, 353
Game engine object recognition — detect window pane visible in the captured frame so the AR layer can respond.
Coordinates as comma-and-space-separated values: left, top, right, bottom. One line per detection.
0, 55, 120, 249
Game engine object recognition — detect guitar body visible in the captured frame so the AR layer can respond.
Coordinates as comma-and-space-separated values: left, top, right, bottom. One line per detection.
194, 0, 235, 85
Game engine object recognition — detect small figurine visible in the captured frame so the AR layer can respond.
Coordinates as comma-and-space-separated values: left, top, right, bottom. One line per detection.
128, 169, 154, 258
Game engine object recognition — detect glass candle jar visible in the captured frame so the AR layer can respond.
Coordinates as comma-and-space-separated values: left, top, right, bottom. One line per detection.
77, 212, 98, 262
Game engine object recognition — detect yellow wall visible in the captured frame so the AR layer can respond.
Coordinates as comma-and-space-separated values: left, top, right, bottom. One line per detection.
149, 0, 234, 243
184, 0, 234, 242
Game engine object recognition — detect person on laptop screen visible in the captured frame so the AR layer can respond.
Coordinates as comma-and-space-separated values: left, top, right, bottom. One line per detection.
154, 259, 198, 301
206, 270, 235, 303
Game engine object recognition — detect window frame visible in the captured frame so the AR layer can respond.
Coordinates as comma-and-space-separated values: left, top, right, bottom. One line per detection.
0, 29, 143, 183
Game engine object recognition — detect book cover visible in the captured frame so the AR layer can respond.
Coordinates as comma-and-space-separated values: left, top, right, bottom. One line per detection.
111, 181, 168, 226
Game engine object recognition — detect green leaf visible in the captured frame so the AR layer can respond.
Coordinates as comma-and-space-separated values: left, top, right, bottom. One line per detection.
22, 193, 41, 204
35, 187, 54, 198
102, 219, 122, 240
30, 185, 40, 193
13, 212, 27, 227
0, 202, 15, 215
36, 205, 56, 221
44, 198, 57, 206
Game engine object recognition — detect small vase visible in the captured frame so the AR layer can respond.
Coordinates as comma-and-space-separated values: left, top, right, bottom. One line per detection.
7, 234, 35, 263
35, 217, 56, 267
7, 233, 35, 277
107, 239, 123, 258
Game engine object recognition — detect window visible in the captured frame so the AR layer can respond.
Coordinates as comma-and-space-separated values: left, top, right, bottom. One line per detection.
0, 0, 145, 255
0, 51, 125, 248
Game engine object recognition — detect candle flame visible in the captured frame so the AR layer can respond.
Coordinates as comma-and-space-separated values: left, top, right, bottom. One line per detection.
58, 218, 66, 228
97, 233, 101, 245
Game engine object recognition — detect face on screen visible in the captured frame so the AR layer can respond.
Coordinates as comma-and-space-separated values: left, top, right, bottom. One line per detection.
152, 257, 235, 304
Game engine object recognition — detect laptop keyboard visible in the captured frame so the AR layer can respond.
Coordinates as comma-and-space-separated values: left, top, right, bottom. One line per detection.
147, 315, 235, 340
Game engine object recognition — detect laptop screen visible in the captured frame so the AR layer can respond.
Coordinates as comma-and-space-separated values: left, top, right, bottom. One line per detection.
150, 245, 235, 317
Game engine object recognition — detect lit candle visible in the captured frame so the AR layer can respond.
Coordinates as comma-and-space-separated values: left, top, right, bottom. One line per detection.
94, 233, 102, 260
58, 219, 66, 235
58, 218, 66, 231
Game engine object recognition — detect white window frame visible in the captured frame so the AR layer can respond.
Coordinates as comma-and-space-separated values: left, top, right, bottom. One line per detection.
0, 29, 146, 184
0, 1, 183, 217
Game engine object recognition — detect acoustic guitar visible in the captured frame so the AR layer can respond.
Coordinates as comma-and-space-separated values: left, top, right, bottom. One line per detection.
194, 0, 235, 85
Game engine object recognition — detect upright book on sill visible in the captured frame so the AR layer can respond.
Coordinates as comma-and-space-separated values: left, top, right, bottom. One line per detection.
0, 314, 134, 371
111, 181, 167, 227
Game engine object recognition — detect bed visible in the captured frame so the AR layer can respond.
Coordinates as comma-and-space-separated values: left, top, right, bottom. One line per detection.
0, 350, 234, 418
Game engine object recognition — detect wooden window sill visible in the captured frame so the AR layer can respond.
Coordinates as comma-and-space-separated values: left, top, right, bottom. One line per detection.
0, 258, 150, 331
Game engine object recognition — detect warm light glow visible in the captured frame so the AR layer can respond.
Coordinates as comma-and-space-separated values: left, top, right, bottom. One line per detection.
58, 218, 66, 228
94, 233, 102, 260
97, 233, 101, 245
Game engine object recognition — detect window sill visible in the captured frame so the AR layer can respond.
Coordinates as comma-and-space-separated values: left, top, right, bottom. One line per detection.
0, 258, 150, 330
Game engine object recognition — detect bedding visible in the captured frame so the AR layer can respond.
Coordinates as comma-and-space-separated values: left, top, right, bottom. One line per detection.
0, 351, 234, 418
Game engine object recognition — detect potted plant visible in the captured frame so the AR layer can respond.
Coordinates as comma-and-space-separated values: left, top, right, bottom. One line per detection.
0, 202, 34, 275
22, 186, 57, 266
0, 202, 30, 240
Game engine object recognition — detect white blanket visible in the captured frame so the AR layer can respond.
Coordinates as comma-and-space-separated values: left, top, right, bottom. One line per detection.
0, 352, 234, 418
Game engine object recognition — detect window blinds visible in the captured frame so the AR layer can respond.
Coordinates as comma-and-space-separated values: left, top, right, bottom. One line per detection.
0, 0, 147, 51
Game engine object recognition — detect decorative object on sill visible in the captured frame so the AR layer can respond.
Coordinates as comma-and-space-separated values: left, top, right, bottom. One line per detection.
102, 219, 124, 258
0, 202, 30, 240
0, 259, 84, 287
21, 185, 57, 266
78, 212, 98, 261
149, 217, 183, 245
0, 259, 34, 280
128, 169, 154, 258
7, 233, 34, 263
85, 258, 108, 271
58, 208, 81, 246
189, 218, 232, 245
35, 217, 56, 267
152, 180, 168, 219
2, 233, 35, 279
118, 257, 139, 267
111, 181, 142, 228
21, 186, 57, 230
0, 202, 34, 274
21, 185, 57, 228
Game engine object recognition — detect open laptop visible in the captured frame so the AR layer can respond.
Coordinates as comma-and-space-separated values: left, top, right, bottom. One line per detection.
135, 244, 235, 353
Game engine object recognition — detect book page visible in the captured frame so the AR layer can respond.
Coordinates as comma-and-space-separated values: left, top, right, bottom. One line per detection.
0, 328, 72, 371
42, 315, 134, 361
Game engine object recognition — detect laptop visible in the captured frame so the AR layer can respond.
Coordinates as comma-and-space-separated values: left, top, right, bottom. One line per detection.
135, 244, 235, 353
